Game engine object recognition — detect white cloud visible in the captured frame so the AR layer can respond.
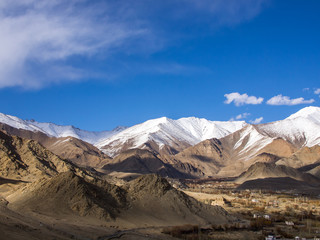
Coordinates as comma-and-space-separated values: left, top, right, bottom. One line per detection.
303, 88, 310, 92
266, 94, 315, 106
250, 117, 263, 124
236, 112, 250, 120
229, 112, 250, 121
0, 0, 269, 89
224, 92, 264, 106
0, 0, 147, 89
314, 88, 320, 95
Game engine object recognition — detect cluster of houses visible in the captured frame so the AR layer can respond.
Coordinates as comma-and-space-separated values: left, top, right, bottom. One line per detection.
253, 213, 271, 220
266, 235, 320, 240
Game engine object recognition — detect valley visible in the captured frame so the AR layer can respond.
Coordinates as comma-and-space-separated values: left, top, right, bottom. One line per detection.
174, 178, 320, 239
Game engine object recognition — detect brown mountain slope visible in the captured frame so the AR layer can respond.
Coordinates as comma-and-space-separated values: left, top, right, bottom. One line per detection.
46, 136, 111, 168
168, 134, 297, 178
235, 162, 320, 186
0, 130, 72, 181
236, 177, 320, 193
171, 138, 227, 178
8, 173, 233, 227
220, 138, 298, 176
255, 138, 297, 158
10, 171, 127, 220
308, 165, 320, 178
120, 174, 234, 227
276, 145, 320, 168
248, 153, 281, 164
0, 123, 111, 168
216, 128, 297, 177
102, 149, 190, 179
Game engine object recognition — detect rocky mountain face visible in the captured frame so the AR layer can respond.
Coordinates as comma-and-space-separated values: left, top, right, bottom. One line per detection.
10, 171, 127, 221
163, 131, 298, 178
0, 123, 111, 169
169, 138, 227, 177
101, 148, 191, 179
0, 130, 72, 181
276, 145, 320, 168
6, 171, 233, 227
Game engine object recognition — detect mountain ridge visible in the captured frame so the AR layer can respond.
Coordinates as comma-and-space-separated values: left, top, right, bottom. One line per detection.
0, 113, 125, 145
1, 106, 320, 163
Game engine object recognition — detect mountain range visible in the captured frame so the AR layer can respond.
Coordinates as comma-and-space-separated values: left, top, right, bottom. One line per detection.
0, 129, 233, 239
1, 106, 320, 179
1, 106, 320, 239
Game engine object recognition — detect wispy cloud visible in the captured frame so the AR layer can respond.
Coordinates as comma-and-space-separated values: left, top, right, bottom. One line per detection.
250, 117, 263, 124
236, 112, 251, 119
185, 0, 268, 25
229, 112, 250, 121
0, 0, 148, 89
224, 92, 264, 106
314, 88, 320, 95
0, 0, 269, 89
266, 94, 315, 106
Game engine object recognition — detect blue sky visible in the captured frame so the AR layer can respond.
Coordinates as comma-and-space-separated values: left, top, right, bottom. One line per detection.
0, 0, 319, 131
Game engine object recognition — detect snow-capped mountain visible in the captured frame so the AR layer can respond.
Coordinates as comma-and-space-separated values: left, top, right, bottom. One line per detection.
257, 106, 320, 148
194, 106, 320, 175
96, 117, 247, 157
0, 113, 124, 144
1, 106, 320, 160
162, 106, 320, 178
0, 113, 246, 154
100, 106, 320, 158
215, 107, 320, 164
228, 125, 275, 160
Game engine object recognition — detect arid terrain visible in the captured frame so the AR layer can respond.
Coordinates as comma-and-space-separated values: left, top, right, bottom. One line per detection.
174, 178, 320, 240
1, 0, 320, 237
1, 107, 320, 239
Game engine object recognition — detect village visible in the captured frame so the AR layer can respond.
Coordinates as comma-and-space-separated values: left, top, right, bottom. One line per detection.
168, 178, 320, 240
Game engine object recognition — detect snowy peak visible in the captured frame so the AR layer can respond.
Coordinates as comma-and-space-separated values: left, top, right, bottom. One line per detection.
96, 116, 247, 156
1, 105, 320, 159
257, 106, 320, 148
286, 106, 320, 123
27, 120, 123, 144
0, 113, 44, 133
0, 113, 124, 144
229, 124, 275, 160
176, 117, 246, 140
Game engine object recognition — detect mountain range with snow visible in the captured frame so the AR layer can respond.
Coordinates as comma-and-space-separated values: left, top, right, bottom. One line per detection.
0, 113, 125, 145
96, 117, 247, 157
1, 106, 320, 178
0, 112, 248, 156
